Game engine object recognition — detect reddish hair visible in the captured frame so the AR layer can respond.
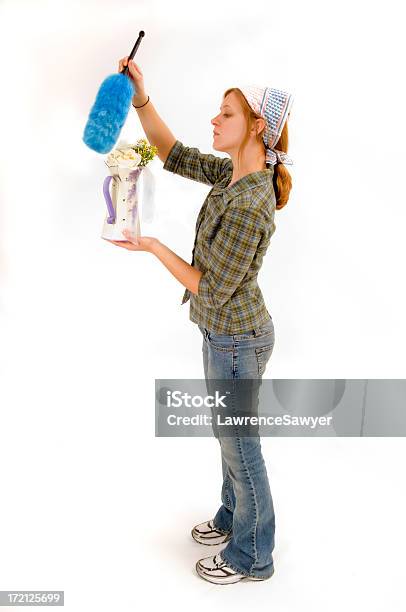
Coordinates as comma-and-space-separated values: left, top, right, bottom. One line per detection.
223, 87, 292, 210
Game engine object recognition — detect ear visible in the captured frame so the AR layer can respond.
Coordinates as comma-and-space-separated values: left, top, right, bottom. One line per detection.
255, 117, 266, 136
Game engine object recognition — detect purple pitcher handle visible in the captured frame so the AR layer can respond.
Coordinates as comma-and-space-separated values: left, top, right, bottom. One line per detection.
103, 175, 115, 224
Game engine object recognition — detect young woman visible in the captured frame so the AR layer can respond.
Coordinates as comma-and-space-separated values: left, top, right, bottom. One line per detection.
107, 57, 294, 585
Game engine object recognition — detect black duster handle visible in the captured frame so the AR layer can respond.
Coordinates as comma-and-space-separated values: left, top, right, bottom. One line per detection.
121, 31, 145, 77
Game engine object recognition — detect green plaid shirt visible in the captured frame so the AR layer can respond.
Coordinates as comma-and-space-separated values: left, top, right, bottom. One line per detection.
163, 139, 276, 334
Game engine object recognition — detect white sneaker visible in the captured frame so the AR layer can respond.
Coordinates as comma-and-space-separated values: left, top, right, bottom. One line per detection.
191, 519, 232, 546
196, 552, 274, 585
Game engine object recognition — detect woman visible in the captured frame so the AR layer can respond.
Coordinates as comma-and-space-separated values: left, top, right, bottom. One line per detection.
108, 57, 294, 585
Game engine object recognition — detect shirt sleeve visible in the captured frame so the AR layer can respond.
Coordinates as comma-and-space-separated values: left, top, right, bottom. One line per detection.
197, 204, 264, 309
163, 139, 231, 186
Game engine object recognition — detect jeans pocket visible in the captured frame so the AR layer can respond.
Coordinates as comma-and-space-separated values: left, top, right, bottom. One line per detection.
255, 344, 274, 377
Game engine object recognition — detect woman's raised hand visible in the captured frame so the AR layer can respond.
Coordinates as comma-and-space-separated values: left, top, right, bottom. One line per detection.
118, 56, 147, 105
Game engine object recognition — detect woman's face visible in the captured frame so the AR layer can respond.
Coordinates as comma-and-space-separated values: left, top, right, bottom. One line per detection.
211, 92, 246, 154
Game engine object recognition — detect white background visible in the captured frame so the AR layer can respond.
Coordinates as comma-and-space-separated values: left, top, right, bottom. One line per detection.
0, 0, 405, 609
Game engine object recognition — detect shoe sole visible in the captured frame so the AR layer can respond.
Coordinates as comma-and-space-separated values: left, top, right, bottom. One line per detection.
191, 527, 232, 546
195, 562, 274, 585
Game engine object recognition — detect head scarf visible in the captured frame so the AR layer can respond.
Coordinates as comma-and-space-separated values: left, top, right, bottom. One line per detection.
238, 85, 294, 166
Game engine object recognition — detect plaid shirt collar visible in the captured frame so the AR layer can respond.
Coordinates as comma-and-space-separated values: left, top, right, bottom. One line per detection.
210, 164, 274, 204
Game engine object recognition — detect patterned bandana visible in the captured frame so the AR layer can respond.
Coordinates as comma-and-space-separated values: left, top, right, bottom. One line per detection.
238, 85, 294, 166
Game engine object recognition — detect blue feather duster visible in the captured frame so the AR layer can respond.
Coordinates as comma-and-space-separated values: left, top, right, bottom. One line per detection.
83, 73, 135, 153
83, 31, 145, 154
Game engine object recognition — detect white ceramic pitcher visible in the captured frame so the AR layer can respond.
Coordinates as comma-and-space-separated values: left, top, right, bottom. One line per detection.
101, 163, 144, 241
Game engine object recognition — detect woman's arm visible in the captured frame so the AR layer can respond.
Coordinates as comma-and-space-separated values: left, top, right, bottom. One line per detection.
151, 240, 202, 296
105, 232, 202, 296
121, 58, 177, 163
134, 98, 177, 164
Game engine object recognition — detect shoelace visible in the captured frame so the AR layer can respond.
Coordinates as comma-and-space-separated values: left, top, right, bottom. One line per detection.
214, 554, 227, 568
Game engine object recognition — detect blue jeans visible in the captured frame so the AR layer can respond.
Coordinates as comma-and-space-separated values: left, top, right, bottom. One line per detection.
198, 317, 275, 579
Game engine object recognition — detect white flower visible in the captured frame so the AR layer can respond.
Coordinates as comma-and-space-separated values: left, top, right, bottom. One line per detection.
105, 148, 142, 168
118, 157, 141, 168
